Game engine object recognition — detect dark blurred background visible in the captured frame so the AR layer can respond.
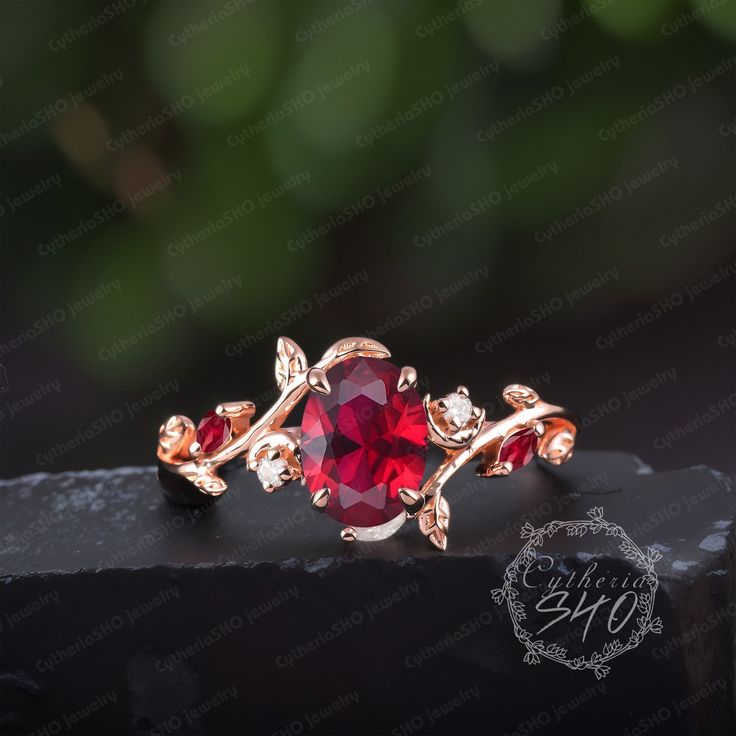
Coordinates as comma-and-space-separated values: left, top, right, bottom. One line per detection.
0, 0, 734, 479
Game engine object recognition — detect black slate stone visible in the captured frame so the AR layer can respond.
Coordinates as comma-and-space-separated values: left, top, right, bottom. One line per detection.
0, 451, 734, 735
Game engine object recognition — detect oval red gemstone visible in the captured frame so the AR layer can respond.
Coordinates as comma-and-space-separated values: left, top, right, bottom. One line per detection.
300, 357, 427, 528
195, 411, 231, 453
498, 427, 538, 470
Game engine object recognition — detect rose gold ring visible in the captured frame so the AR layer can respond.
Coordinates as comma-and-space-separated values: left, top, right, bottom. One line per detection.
156, 336, 578, 550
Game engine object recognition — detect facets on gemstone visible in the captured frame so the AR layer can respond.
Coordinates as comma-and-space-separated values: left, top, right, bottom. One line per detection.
300, 357, 428, 528
256, 457, 289, 488
442, 392, 473, 426
498, 427, 539, 470
195, 411, 231, 453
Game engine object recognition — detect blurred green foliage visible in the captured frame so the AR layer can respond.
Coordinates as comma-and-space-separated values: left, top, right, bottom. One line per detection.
1, 0, 734, 388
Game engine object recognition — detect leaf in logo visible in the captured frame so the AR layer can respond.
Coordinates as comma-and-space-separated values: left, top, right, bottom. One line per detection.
520, 522, 535, 538
501, 508, 661, 676
543, 521, 561, 535
619, 539, 639, 560
637, 597, 648, 614
519, 548, 536, 569
545, 643, 567, 658
523, 651, 540, 665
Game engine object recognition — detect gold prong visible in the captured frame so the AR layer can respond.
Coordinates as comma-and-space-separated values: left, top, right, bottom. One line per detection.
490, 461, 513, 477
188, 441, 202, 458
267, 447, 280, 461
311, 488, 330, 511
399, 487, 425, 517
448, 414, 466, 430
398, 366, 418, 392
341, 527, 356, 542
215, 401, 256, 418
534, 421, 546, 437
306, 367, 331, 395
456, 385, 469, 397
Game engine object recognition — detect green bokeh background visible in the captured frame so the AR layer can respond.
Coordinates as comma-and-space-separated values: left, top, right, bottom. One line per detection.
1, 0, 734, 476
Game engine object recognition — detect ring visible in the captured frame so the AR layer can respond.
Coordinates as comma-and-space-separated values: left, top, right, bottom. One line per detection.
156, 336, 578, 550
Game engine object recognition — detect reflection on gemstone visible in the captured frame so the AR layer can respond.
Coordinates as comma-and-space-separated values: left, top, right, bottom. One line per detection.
196, 411, 231, 453
301, 357, 427, 528
499, 428, 539, 470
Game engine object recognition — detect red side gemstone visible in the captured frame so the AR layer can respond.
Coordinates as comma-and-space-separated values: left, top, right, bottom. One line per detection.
499, 428, 538, 470
300, 357, 428, 528
196, 411, 231, 453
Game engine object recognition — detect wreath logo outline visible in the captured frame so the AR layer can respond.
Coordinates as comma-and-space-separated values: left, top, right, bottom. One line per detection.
492, 507, 662, 679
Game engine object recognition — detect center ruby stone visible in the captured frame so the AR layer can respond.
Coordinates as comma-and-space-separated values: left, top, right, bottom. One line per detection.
300, 357, 428, 528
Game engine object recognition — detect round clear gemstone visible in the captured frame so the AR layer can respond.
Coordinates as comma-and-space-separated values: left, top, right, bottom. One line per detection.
257, 457, 288, 488
443, 392, 473, 426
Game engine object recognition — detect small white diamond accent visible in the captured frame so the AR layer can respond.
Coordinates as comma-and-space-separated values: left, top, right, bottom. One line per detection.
443, 392, 473, 426
257, 457, 288, 488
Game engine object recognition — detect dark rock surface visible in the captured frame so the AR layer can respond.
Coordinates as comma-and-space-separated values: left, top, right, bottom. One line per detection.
0, 451, 734, 735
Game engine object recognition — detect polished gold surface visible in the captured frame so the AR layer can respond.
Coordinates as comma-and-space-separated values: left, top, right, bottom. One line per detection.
398, 487, 425, 517
397, 365, 418, 392
306, 367, 331, 395
310, 487, 330, 511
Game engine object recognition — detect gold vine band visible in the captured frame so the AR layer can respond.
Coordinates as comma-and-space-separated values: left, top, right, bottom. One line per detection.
156, 336, 578, 550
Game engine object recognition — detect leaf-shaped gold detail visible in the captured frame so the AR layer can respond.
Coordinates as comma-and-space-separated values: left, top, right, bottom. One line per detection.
275, 337, 307, 392
193, 473, 228, 495
419, 496, 451, 550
